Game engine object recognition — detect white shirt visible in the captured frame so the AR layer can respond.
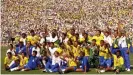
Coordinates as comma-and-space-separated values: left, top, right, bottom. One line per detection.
49, 47, 57, 58
46, 36, 58, 42
50, 36, 58, 42
104, 35, 112, 46
118, 36, 127, 48
40, 38, 45, 44
52, 55, 61, 66
46, 33, 58, 42
32, 47, 41, 57
49, 47, 57, 57
6, 49, 15, 56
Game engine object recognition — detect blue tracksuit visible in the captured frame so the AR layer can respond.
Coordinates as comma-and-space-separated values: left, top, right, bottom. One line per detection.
99, 56, 104, 66
120, 47, 130, 69
51, 63, 60, 72
16, 45, 26, 54
45, 57, 60, 72
9, 61, 19, 69
29, 46, 34, 57
60, 60, 67, 69
130, 44, 133, 53
101, 58, 112, 67
45, 57, 52, 70
78, 56, 89, 72
24, 56, 40, 70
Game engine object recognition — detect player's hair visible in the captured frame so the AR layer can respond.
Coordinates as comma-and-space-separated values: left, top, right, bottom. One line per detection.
7, 52, 12, 56
80, 51, 85, 56
104, 43, 110, 48
33, 51, 37, 54
100, 40, 104, 43
22, 33, 27, 36
54, 51, 59, 55
97, 30, 101, 34
116, 50, 121, 56
92, 39, 96, 42
10, 44, 13, 48
21, 52, 26, 56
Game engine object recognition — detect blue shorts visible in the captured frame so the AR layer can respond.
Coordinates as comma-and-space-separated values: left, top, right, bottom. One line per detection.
24, 64, 32, 70
10, 63, 18, 69
99, 56, 104, 66
112, 48, 119, 54
105, 59, 112, 67
61, 66, 67, 69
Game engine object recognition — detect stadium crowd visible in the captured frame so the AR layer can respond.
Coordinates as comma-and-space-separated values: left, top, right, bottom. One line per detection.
1, 0, 133, 43
4, 26, 133, 74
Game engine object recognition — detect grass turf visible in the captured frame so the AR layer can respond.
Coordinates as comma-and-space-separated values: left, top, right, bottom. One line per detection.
1, 46, 133, 74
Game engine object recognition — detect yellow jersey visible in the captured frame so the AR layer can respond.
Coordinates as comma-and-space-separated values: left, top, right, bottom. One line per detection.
113, 54, 124, 67
104, 48, 111, 59
27, 35, 40, 45
82, 47, 89, 56
71, 36, 76, 42
67, 32, 72, 39
65, 44, 72, 52
68, 58, 77, 67
88, 35, 93, 42
4, 56, 17, 66
72, 45, 80, 57
19, 55, 28, 66
92, 35, 104, 45
56, 47, 63, 54
99, 46, 105, 56
79, 37, 85, 43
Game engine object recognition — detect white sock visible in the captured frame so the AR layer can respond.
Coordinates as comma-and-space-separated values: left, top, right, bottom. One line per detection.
42, 60, 46, 66
127, 68, 130, 71
49, 69, 52, 72
10, 67, 19, 71
62, 69, 65, 72
21, 69, 25, 71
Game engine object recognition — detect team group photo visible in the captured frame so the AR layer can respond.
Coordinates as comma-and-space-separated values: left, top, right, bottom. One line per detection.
1, 0, 133, 74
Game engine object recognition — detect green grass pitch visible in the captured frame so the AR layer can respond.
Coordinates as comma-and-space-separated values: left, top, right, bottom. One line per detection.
1, 46, 133, 74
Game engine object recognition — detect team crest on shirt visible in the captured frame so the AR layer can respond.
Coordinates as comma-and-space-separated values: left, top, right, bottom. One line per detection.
32, 59, 35, 62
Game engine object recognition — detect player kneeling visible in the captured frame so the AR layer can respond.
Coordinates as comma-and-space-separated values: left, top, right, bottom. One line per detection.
112, 50, 125, 74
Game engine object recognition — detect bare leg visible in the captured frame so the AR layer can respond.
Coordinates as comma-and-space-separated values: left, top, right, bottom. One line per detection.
76, 68, 83, 72
24, 68, 30, 71
105, 66, 111, 72
115, 69, 120, 74
17, 66, 24, 70
64, 67, 75, 73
